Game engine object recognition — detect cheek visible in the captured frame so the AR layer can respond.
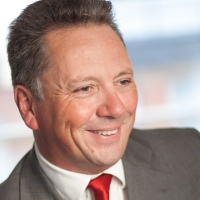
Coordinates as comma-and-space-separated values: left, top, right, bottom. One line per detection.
121, 90, 138, 114
35, 101, 56, 130
65, 99, 97, 127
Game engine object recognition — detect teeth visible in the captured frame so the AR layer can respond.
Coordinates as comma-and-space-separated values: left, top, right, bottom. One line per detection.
93, 129, 118, 136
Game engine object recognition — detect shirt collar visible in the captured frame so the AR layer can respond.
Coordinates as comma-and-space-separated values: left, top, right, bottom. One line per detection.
35, 143, 126, 200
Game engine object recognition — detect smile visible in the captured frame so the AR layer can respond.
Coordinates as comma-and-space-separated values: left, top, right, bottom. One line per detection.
90, 129, 118, 136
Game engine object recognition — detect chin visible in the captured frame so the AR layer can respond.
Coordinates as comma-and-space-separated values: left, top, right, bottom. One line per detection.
92, 149, 123, 168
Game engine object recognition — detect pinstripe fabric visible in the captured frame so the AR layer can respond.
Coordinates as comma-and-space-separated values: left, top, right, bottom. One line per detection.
0, 128, 200, 200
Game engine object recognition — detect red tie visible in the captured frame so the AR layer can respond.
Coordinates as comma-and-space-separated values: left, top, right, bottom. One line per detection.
87, 174, 112, 200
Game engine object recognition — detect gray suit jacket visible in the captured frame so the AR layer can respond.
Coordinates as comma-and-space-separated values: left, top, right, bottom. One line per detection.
1, 128, 200, 200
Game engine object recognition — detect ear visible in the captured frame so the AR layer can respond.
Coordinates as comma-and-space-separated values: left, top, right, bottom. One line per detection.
14, 85, 39, 130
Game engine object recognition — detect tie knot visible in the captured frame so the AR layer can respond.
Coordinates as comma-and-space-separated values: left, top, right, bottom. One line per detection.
87, 174, 112, 200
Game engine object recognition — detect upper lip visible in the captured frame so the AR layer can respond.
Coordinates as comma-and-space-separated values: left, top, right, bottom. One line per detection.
87, 127, 119, 132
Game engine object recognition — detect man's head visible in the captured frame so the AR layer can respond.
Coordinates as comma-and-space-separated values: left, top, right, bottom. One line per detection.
9, 0, 138, 174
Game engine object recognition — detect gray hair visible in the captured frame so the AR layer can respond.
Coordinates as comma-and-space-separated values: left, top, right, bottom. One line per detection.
7, 0, 124, 100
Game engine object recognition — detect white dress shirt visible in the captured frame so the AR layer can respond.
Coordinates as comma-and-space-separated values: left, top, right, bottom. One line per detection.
35, 144, 127, 200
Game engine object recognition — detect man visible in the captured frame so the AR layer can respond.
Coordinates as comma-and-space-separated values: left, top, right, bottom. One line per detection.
0, 0, 200, 199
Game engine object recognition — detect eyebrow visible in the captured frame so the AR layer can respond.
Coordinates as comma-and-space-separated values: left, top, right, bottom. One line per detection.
67, 68, 134, 87
68, 76, 100, 84
114, 69, 134, 79
66, 76, 100, 90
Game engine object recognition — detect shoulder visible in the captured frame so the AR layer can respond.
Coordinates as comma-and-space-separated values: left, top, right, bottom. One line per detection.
131, 127, 200, 139
129, 127, 200, 154
130, 128, 200, 149
123, 129, 200, 198
0, 148, 62, 200
0, 151, 30, 199
128, 127, 200, 172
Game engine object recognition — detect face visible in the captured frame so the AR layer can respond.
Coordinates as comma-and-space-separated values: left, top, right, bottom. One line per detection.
33, 25, 138, 174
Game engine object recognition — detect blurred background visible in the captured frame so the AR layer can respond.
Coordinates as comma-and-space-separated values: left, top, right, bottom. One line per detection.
0, 0, 200, 183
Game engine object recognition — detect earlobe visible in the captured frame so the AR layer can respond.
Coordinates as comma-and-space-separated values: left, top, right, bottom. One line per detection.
14, 85, 39, 130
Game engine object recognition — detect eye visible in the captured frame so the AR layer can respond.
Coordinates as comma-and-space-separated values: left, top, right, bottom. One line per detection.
80, 86, 90, 92
74, 86, 91, 93
119, 79, 131, 86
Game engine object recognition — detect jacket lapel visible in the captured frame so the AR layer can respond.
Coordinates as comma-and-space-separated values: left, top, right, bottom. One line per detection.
20, 148, 62, 200
122, 129, 174, 200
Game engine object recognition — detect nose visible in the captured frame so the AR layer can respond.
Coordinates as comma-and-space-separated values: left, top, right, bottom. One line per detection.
96, 90, 125, 119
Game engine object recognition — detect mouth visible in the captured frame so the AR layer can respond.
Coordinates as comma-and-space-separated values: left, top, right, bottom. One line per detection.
88, 129, 118, 136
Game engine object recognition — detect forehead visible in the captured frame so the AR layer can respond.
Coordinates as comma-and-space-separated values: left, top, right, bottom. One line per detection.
43, 25, 131, 80
45, 25, 125, 52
